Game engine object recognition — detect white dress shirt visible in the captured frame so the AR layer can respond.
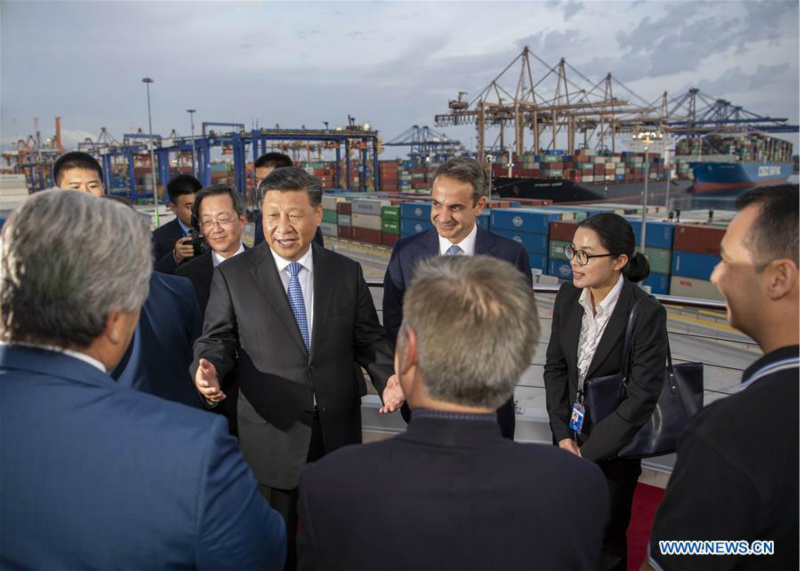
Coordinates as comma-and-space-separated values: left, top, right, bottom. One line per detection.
576, 274, 624, 387
212, 243, 245, 268
270, 246, 315, 346
438, 223, 478, 256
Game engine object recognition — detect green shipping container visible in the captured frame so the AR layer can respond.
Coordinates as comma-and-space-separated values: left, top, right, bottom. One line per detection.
322, 209, 338, 225
382, 219, 400, 235
645, 247, 672, 275
549, 240, 571, 261
381, 206, 400, 222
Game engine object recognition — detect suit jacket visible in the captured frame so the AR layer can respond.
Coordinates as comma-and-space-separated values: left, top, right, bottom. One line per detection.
192, 242, 394, 489
152, 218, 186, 274
176, 247, 249, 315
297, 414, 608, 571
543, 278, 668, 462
111, 271, 204, 409
382, 226, 532, 438
254, 217, 325, 249
0, 345, 286, 571
383, 226, 532, 345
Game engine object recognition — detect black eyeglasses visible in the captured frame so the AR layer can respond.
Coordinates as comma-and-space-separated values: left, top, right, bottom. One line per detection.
563, 244, 615, 266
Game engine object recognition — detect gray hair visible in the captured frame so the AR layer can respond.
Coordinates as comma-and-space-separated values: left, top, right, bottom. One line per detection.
0, 190, 152, 348
431, 156, 489, 203
399, 255, 539, 409
257, 166, 322, 208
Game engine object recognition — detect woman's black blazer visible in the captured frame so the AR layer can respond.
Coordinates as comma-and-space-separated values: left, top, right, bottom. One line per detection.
544, 278, 668, 462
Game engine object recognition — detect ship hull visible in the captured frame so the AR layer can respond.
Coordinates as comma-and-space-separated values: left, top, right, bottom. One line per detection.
692, 163, 793, 195
494, 177, 692, 205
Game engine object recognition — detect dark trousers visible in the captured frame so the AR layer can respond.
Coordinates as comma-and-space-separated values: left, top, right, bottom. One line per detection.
258, 411, 326, 571
599, 457, 642, 571
401, 394, 516, 440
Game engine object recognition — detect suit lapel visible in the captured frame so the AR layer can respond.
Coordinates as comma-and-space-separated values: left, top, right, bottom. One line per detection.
474, 226, 495, 256
585, 279, 634, 379
249, 244, 309, 357
563, 292, 583, 381
309, 245, 332, 361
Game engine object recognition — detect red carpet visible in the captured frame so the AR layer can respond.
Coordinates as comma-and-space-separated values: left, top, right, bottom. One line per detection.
627, 483, 665, 570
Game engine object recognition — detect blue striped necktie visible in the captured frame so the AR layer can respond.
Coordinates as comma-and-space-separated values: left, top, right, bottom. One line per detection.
287, 262, 310, 351
445, 244, 463, 256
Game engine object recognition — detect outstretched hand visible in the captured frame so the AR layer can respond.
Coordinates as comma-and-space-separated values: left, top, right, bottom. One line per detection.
195, 358, 226, 403
379, 374, 404, 413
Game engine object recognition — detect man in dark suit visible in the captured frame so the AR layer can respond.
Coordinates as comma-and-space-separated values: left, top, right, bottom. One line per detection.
298, 255, 608, 571
152, 174, 203, 274
112, 270, 204, 409
192, 167, 401, 569
177, 183, 248, 314
0, 190, 286, 571
253, 152, 324, 248
178, 183, 248, 434
383, 156, 531, 439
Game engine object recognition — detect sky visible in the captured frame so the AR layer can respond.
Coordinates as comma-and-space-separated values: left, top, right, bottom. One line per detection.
2, 0, 798, 159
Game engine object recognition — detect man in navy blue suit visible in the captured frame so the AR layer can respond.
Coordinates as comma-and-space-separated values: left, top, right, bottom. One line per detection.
0, 190, 285, 571
299, 256, 607, 571
152, 174, 203, 273
382, 156, 532, 438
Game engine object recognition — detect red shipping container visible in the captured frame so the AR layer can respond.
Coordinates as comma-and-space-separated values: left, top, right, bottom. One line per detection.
336, 202, 352, 215
381, 233, 398, 248
673, 225, 725, 255
549, 220, 579, 242
352, 227, 382, 244
337, 226, 353, 239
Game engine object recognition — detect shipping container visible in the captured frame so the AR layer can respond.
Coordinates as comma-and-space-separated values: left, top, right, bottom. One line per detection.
351, 213, 382, 231
491, 208, 565, 234
548, 259, 573, 280
352, 227, 382, 245
400, 202, 432, 221
642, 273, 670, 295
337, 226, 353, 239
320, 222, 337, 237
673, 224, 725, 256
669, 276, 724, 301
671, 251, 721, 281
400, 219, 434, 236
493, 229, 549, 257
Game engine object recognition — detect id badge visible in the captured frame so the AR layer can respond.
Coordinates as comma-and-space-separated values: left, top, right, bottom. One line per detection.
569, 402, 585, 434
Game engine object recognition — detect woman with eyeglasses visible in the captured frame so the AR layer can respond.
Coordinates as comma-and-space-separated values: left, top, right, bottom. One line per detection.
544, 213, 668, 571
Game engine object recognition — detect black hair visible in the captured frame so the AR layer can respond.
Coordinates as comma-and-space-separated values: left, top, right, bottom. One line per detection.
191, 184, 246, 231
736, 184, 799, 266
431, 156, 488, 203
166, 174, 202, 205
576, 213, 650, 283
52, 152, 103, 187
254, 152, 293, 170
257, 166, 322, 208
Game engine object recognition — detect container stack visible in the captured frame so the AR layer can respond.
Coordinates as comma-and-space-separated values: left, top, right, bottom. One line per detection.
400, 202, 433, 238
490, 208, 568, 272
379, 161, 400, 192
321, 195, 344, 238
547, 220, 579, 279
669, 225, 725, 301
336, 202, 352, 239
351, 198, 389, 245
381, 206, 400, 247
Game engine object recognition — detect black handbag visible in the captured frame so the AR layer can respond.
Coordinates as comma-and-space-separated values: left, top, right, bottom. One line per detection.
583, 294, 704, 458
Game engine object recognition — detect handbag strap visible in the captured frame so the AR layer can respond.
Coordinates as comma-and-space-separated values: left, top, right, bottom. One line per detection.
620, 292, 676, 387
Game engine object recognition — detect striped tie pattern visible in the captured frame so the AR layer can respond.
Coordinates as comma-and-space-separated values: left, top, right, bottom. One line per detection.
287, 262, 310, 350
445, 244, 463, 256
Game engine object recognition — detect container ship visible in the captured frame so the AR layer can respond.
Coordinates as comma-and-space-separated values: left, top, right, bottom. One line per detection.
676, 133, 794, 195
488, 148, 691, 205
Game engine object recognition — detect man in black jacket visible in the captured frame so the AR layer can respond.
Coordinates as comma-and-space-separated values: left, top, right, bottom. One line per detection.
647, 184, 799, 571
298, 255, 608, 571
152, 174, 202, 273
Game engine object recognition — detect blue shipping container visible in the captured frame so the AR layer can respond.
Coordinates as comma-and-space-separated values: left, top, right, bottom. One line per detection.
548, 259, 573, 280
642, 272, 670, 295
671, 251, 721, 280
626, 219, 675, 250
491, 208, 562, 234
400, 202, 431, 221
400, 218, 434, 236
476, 211, 490, 230
529, 253, 548, 271
493, 229, 549, 256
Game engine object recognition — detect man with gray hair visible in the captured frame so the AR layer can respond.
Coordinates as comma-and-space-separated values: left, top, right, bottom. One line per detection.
298, 255, 608, 571
383, 155, 532, 439
0, 190, 286, 570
